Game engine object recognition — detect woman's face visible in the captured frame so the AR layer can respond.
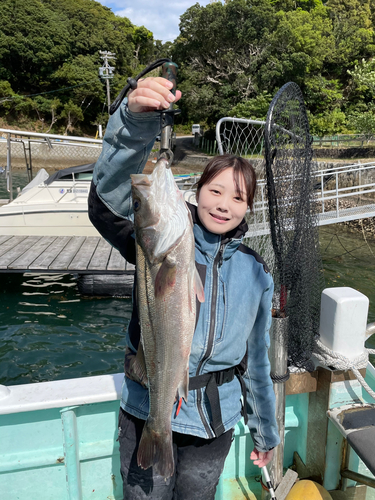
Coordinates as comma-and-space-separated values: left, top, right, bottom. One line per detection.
196, 167, 248, 235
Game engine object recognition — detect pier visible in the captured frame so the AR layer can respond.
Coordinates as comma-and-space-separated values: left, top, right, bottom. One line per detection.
0, 235, 134, 274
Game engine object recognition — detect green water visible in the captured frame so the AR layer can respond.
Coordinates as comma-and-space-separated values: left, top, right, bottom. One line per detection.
1, 171, 375, 386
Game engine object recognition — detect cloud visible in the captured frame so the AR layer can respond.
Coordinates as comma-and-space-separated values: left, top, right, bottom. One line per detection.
97, 1, 214, 42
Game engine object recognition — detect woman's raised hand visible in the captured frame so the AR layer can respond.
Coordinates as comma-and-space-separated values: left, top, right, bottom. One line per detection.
128, 77, 182, 113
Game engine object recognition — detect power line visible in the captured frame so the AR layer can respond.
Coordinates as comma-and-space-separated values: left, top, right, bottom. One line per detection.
0, 78, 101, 104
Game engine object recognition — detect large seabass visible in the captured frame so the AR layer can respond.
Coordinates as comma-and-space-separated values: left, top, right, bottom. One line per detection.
130, 158, 204, 477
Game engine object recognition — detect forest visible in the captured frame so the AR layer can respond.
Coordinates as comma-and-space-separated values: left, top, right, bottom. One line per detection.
1, 0, 375, 138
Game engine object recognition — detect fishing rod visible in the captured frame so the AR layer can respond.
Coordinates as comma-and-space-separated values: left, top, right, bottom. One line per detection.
262, 466, 277, 500
158, 61, 178, 167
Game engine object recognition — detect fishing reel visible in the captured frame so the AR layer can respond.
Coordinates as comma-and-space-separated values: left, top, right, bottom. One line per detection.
110, 59, 180, 168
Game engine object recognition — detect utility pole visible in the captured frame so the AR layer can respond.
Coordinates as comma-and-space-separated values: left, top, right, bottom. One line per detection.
99, 50, 116, 115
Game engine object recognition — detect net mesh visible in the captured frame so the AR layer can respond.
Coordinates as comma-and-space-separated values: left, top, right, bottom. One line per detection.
265, 82, 324, 368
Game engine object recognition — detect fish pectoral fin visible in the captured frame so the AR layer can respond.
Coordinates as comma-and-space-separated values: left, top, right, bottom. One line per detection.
132, 343, 149, 388
177, 368, 189, 403
154, 256, 177, 297
194, 267, 205, 303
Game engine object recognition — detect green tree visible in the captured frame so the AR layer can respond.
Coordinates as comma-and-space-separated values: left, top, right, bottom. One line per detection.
0, 0, 155, 132
325, 0, 375, 76
309, 108, 347, 137
347, 58, 375, 95
228, 92, 273, 119
348, 110, 375, 141
0, 80, 16, 112
173, 0, 278, 124
60, 100, 84, 135
304, 76, 343, 115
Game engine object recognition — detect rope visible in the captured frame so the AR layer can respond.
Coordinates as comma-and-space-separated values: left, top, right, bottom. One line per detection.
313, 338, 375, 400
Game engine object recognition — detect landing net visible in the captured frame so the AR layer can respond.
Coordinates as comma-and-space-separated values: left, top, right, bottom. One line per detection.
265, 82, 324, 368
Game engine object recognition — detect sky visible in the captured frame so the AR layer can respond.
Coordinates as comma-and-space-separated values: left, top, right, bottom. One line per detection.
97, 1, 215, 43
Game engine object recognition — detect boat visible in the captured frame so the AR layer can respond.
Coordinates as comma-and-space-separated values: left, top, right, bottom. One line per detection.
1, 286, 375, 499
0, 163, 100, 237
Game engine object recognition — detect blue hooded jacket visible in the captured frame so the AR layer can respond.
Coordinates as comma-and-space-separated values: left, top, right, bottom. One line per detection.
89, 100, 280, 452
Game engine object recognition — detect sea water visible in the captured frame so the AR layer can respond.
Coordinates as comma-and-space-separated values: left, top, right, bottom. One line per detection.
1, 171, 375, 386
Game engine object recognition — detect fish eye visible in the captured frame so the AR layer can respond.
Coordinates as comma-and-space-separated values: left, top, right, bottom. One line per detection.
134, 199, 141, 211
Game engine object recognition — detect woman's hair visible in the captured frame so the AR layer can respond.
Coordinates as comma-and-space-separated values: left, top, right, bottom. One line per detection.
195, 154, 257, 211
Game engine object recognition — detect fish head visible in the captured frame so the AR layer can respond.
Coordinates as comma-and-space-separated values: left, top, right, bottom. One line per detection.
131, 158, 189, 264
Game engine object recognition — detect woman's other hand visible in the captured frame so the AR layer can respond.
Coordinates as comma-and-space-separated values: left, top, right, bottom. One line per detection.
128, 77, 182, 113
250, 447, 274, 468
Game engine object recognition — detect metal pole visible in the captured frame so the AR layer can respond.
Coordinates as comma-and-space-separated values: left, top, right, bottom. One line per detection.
268, 317, 288, 489
6, 132, 13, 202
106, 78, 111, 115
341, 469, 375, 489
99, 50, 116, 117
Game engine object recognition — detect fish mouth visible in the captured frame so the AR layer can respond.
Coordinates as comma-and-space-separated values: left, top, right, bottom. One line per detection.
209, 213, 230, 222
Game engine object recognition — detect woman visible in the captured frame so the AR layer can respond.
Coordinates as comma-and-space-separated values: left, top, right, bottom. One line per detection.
88, 77, 280, 500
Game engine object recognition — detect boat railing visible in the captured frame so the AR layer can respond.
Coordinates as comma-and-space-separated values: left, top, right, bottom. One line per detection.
0, 128, 103, 202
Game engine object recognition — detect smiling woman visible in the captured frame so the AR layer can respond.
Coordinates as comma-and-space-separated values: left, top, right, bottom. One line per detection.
195, 157, 256, 234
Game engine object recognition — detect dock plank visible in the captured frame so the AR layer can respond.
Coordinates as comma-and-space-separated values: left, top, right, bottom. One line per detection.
88, 238, 112, 270
9, 237, 57, 269
107, 247, 126, 271
0, 235, 13, 247
30, 236, 72, 270
68, 237, 100, 270
49, 236, 86, 270
0, 236, 28, 259
0, 236, 42, 268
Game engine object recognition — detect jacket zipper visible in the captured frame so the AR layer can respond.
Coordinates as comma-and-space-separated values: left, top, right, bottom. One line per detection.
196, 241, 225, 438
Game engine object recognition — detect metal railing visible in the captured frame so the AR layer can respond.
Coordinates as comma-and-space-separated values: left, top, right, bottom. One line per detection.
246, 161, 375, 237
0, 128, 102, 202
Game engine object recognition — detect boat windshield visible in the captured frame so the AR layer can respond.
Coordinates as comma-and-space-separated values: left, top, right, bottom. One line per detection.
45, 163, 95, 185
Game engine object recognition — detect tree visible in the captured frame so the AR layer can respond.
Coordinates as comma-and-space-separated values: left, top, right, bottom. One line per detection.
325, 0, 375, 77
348, 111, 375, 142
309, 108, 347, 137
228, 92, 273, 120
60, 100, 84, 135
347, 58, 375, 95
173, 0, 279, 124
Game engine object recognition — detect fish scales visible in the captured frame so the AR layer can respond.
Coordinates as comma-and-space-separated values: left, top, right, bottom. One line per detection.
131, 158, 204, 478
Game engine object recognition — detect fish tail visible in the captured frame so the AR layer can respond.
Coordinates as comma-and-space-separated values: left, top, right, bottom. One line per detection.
137, 418, 174, 477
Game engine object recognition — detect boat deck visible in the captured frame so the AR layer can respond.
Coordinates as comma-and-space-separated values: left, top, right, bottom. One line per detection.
0, 235, 133, 274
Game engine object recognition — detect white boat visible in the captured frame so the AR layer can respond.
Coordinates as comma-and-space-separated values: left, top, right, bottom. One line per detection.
0, 163, 100, 237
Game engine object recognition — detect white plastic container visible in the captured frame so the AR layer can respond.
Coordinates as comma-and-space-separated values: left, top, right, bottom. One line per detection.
319, 287, 369, 361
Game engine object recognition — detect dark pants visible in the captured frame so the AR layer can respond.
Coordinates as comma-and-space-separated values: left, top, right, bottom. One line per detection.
118, 408, 233, 500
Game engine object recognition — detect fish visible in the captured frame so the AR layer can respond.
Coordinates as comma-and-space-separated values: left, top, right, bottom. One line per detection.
130, 158, 205, 478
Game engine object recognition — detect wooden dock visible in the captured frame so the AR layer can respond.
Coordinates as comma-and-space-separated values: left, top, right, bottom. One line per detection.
0, 235, 134, 274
